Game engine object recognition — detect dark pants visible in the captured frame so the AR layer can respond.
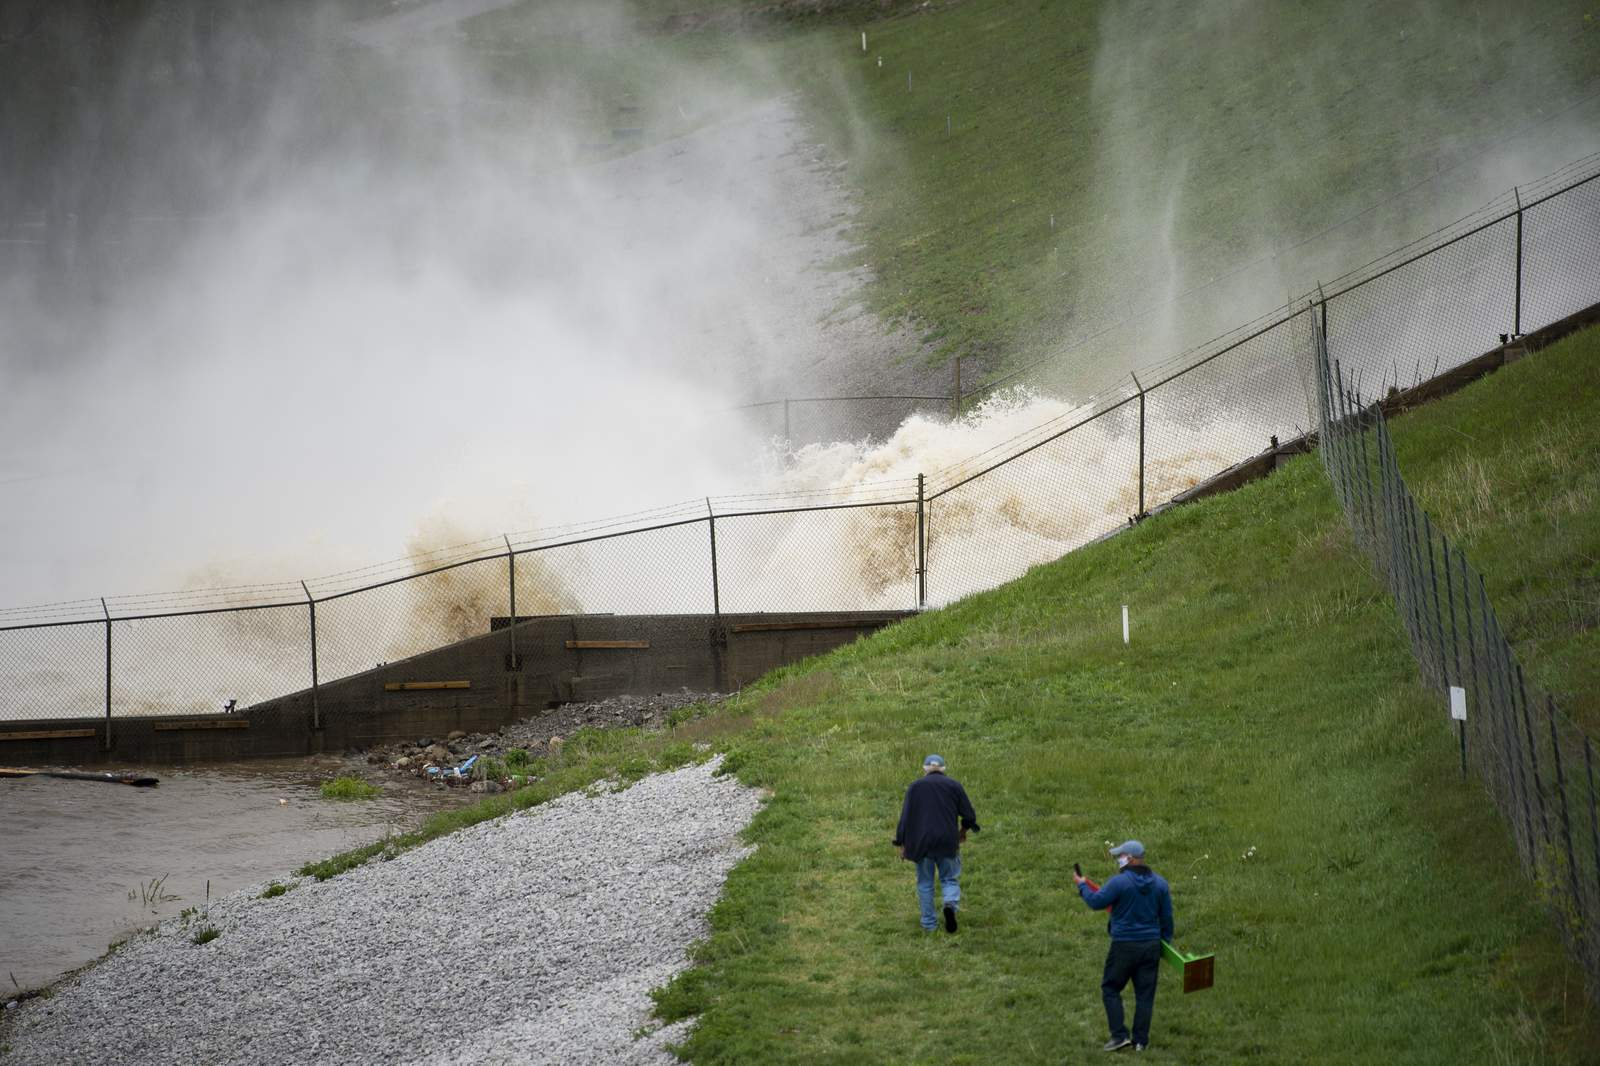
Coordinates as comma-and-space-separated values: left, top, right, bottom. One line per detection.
1102, 939, 1162, 1045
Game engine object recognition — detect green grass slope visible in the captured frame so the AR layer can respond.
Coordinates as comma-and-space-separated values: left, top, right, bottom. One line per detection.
651, 325, 1600, 1064
776, 0, 1600, 372
1390, 327, 1600, 734
448, 0, 1599, 386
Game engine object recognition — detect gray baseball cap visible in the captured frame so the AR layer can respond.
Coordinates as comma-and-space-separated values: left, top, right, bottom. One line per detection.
923, 754, 946, 770
1109, 840, 1145, 858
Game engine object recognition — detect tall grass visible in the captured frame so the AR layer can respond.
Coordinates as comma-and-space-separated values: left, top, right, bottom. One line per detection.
1391, 328, 1600, 733
319, 777, 382, 801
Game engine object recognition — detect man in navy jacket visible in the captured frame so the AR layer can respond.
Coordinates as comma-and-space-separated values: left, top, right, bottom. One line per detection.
893, 754, 980, 932
1073, 840, 1174, 1052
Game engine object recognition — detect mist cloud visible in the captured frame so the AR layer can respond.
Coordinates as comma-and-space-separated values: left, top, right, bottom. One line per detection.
0, 0, 897, 609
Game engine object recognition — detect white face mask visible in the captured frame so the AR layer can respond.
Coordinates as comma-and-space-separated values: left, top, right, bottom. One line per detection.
1116, 854, 1131, 869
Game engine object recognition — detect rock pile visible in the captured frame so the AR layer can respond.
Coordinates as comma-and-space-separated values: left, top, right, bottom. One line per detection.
369, 692, 729, 788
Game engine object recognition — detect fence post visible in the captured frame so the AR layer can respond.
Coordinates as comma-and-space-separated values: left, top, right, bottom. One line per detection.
1405, 497, 1431, 666
916, 473, 927, 609
1131, 373, 1147, 521
1339, 382, 1362, 533
1515, 658, 1551, 846
1483, 575, 1534, 859
504, 535, 518, 674
706, 499, 724, 691
1546, 694, 1583, 908
301, 581, 320, 731
1443, 540, 1463, 689
1442, 542, 1468, 774
100, 598, 112, 751
1395, 472, 1422, 654
1459, 545, 1479, 707
1422, 512, 1448, 689
706, 499, 721, 621
952, 356, 963, 419
1354, 400, 1379, 550
1584, 737, 1600, 903
1514, 186, 1523, 338
1378, 419, 1402, 588
1334, 361, 1359, 517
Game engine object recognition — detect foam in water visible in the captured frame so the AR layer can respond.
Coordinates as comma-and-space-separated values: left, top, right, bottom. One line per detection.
733, 388, 1236, 610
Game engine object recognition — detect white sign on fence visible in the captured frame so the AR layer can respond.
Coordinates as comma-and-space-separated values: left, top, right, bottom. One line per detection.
1450, 685, 1467, 722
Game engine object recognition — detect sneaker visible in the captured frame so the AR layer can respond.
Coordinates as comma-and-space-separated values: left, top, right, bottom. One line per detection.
1134, 1045, 1147, 1052
943, 905, 958, 933
1102, 1037, 1132, 1052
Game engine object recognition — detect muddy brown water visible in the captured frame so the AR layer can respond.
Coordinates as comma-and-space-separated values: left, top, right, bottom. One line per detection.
0, 757, 472, 995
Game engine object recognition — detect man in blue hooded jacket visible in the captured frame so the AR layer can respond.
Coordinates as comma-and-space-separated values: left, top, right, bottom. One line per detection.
1073, 840, 1173, 1052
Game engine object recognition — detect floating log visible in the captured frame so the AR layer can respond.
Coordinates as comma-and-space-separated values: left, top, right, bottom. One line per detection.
0, 767, 159, 787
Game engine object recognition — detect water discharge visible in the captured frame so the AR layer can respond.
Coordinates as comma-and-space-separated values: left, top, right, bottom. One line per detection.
745, 389, 1237, 609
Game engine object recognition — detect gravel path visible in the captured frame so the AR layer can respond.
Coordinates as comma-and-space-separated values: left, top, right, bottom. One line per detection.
1, 759, 760, 1065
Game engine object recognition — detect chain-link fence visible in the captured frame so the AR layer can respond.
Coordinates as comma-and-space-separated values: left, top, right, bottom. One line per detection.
3, 157, 1598, 739
1312, 308, 1600, 1001
731, 394, 958, 448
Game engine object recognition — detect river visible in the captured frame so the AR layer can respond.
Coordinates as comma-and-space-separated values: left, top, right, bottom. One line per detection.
0, 756, 469, 995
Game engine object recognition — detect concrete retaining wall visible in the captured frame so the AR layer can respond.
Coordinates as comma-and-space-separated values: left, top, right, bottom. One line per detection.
0, 612, 909, 766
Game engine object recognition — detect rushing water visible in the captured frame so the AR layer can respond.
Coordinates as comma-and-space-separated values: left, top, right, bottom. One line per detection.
0, 757, 470, 994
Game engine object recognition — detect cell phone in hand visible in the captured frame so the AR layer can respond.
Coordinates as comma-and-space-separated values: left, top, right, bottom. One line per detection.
1073, 863, 1083, 877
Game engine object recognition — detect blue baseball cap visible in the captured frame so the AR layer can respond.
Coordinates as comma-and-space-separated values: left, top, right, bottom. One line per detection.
923, 754, 946, 770
1109, 840, 1145, 858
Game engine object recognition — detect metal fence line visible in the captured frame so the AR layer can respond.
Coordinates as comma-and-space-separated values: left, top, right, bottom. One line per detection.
733, 153, 1600, 443
1311, 308, 1600, 1001
2, 156, 1598, 749
728, 394, 952, 411
927, 391, 1140, 501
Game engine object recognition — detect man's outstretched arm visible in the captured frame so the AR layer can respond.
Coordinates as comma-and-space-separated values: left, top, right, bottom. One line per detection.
956, 783, 980, 832
1077, 877, 1122, 911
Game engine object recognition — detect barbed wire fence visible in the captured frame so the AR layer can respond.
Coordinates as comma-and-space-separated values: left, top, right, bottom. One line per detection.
2, 156, 1598, 760
1311, 302, 1600, 1001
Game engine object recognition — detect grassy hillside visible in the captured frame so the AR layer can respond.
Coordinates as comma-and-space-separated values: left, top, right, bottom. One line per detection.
455, 0, 1600, 390
773, 0, 1600, 376
1390, 328, 1600, 734
642, 325, 1600, 1064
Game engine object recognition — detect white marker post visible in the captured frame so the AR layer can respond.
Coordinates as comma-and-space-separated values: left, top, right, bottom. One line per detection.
1122, 605, 1130, 645
1449, 685, 1467, 776
862, 31, 867, 52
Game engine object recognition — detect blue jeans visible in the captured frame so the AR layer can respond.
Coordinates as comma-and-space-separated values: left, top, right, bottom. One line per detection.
915, 855, 961, 929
